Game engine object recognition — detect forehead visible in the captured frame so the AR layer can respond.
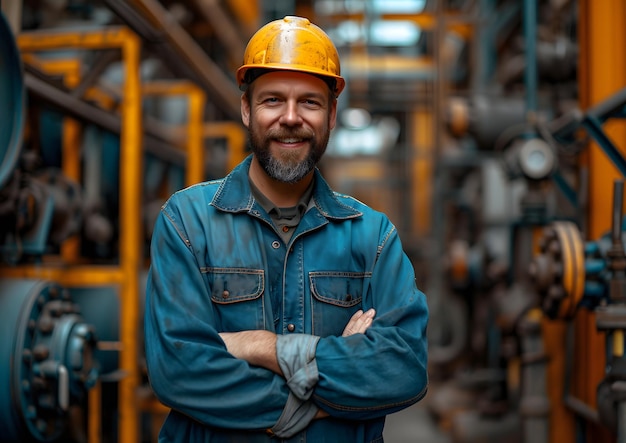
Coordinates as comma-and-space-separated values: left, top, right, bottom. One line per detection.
252, 70, 330, 96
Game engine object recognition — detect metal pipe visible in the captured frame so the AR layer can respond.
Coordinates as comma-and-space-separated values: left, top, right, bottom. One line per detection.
523, 0, 537, 116
619, 399, 626, 443
519, 309, 550, 443
193, 0, 247, 67
563, 395, 600, 423
24, 70, 187, 167
611, 180, 624, 247
472, 0, 496, 92
70, 50, 120, 99
586, 86, 626, 122
104, 0, 241, 120
581, 116, 626, 177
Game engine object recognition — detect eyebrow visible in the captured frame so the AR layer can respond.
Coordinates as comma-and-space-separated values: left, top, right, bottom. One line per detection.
256, 90, 328, 103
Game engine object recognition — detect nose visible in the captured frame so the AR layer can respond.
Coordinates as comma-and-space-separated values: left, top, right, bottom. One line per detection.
279, 100, 303, 126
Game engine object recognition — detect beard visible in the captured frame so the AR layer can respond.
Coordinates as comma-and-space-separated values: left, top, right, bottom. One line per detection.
247, 119, 331, 184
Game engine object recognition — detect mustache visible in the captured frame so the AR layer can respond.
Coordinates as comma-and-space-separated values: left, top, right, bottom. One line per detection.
266, 128, 314, 140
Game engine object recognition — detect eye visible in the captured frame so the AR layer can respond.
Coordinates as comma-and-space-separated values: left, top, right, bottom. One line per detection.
303, 99, 322, 108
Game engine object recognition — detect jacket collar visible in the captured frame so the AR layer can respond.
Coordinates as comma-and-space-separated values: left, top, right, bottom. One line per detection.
212, 155, 362, 221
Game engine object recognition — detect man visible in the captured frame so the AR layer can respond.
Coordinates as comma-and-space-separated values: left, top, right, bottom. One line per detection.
144, 15, 429, 442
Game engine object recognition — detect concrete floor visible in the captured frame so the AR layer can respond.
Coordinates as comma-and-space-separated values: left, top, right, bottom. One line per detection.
383, 394, 452, 443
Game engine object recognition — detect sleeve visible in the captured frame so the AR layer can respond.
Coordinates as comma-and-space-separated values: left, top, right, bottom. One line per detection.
312, 222, 429, 420
144, 203, 290, 431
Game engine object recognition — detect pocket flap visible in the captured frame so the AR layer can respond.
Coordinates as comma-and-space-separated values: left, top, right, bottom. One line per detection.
206, 268, 264, 304
309, 272, 364, 307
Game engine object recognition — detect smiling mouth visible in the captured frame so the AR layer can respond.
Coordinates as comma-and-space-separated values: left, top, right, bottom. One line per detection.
279, 137, 304, 143
274, 137, 308, 147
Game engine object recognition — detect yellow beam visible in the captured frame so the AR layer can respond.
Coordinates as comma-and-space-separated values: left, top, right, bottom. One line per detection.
224, 0, 259, 37
410, 109, 434, 238
0, 266, 125, 285
142, 80, 207, 185
321, 12, 473, 38
572, 1, 626, 442
203, 121, 247, 173
118, 30, 142, 443
17, 26, 135, 51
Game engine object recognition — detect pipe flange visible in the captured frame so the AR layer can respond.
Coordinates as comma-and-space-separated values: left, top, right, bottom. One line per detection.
529, 221, 585, 319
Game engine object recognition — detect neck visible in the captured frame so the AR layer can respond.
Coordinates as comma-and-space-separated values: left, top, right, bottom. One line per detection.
249, 156, 313, 207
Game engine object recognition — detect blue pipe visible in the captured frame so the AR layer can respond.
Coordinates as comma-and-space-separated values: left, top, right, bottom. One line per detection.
523, 0, 538, 116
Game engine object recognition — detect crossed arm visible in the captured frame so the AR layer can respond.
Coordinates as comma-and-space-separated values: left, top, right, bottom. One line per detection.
219, 308, 376, 375
219, 308, 376, 421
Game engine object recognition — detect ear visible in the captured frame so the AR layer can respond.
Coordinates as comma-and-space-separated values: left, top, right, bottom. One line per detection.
241, 93, 250, 128
329, 99, 338, 130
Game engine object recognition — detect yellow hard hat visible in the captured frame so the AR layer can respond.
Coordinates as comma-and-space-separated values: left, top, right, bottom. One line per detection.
236, 16, 346, 97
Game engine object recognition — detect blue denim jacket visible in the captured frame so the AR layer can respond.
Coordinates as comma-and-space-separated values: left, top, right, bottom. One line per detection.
145, 155, 429, 442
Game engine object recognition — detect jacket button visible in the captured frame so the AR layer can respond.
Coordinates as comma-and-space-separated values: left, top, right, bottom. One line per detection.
346, 294, 352, 301
287, 324, 295, 332
271, 241, 280, 249
222, 290, 229, 299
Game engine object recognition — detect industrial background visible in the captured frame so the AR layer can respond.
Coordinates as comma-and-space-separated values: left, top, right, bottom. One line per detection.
0, 0, 625, 442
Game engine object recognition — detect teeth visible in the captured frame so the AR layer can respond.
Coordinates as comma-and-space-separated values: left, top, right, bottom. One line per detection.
279, 138, 302, 144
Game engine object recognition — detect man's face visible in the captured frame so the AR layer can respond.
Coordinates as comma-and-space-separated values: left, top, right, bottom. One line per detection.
241, 71, 337, 183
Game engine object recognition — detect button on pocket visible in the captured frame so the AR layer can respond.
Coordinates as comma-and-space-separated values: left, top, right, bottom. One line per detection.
205, 268, 265, 331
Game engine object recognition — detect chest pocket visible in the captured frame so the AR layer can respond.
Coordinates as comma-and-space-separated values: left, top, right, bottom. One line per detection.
205, 268, 265, 332
309, 272, 367, 337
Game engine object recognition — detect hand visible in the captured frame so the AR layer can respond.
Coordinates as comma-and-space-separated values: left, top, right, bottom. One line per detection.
219, 330, 282, 374
342, 308, 376, 337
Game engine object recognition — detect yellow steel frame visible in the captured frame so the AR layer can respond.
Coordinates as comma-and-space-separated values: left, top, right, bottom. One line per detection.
5, 26, 144, 443
2, 24, 247, 443
566, 0, 626, 441
142, 81, 206, 187
205, 121, 247, 174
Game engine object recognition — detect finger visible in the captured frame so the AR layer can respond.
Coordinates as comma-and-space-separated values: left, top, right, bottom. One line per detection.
349, 309, 364, 322
342, 308, 376, 336
352, 309, 376, 333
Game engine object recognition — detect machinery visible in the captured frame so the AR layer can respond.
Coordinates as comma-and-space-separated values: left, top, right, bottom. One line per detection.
0, 2, 246, 441
1, 1, 625, 443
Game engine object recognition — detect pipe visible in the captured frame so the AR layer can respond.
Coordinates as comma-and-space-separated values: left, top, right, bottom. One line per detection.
523, 0, 538, 117
104, 0, 241, 120
24, 69, 187, 167
619, 398, 626, 443
193, 0, 247, 67
519, 309, 550, 443
611, 180, 624, 251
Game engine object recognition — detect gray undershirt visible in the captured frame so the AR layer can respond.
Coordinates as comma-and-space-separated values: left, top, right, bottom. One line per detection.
249, 177, 314, 243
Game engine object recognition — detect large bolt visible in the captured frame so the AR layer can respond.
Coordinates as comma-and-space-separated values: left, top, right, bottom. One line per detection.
38, 315, 54, 334
32, 344, 50, 361
49, 286, 59, 299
